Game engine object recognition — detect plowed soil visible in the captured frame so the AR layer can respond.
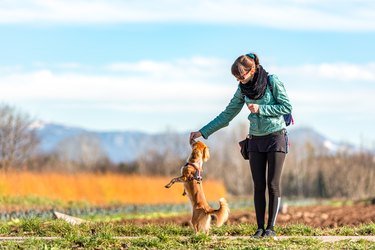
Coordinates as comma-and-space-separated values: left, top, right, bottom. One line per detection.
120, 204, 375, 228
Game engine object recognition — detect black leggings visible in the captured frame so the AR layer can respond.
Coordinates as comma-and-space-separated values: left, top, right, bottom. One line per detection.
249, 151, 285, 230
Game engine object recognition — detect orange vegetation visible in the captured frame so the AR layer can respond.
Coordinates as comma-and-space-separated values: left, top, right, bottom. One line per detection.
0, 172, 226, 205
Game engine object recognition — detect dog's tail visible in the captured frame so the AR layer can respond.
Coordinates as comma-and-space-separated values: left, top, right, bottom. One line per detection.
210, 198, 230, 227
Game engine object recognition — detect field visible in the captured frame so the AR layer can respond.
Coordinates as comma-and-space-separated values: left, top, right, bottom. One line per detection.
0, 202, 374, 249
0, 172, 226, 205
0, 172, 374, 249
0, 206, 374, 249
121, 203, 375, 228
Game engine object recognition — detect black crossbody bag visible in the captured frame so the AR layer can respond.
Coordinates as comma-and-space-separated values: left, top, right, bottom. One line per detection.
238, 136, 250, 160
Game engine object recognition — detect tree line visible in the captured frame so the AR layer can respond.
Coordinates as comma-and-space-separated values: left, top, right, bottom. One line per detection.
1, 103, 374, 200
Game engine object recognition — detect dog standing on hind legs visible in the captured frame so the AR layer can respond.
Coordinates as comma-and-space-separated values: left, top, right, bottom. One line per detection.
165, 140, 230, 234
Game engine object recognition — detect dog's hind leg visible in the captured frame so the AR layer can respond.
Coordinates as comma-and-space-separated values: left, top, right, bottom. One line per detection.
190, 219, 199, 234
195, 214, 211, 235
203, 215, 211, 235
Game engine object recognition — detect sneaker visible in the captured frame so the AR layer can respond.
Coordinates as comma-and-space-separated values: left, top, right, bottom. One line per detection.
251, 229, 264, 239
262, 229, 277, 238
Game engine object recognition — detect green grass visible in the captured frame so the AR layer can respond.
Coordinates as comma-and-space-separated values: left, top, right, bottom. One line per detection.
1, 219, 375, 237
1, 235, 374, 249
85, 211, 189, 222
0, 195, 87, 208
0, 219, 374, 249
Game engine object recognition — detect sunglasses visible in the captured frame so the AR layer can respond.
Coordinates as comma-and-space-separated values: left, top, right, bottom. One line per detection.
239, 70, 250, 79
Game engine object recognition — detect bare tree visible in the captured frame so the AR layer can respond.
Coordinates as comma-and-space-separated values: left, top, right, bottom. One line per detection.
0, 104, 38, 171
194, 122, 251, 195
54, 132, 109, 171
136, 130, 186, 176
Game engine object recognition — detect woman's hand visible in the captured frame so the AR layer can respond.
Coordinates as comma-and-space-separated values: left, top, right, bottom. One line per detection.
189, 131, 202, 144
247, 104, 259, 113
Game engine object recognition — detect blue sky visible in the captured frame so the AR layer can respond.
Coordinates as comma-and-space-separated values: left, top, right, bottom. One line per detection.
0, 0, 375, 147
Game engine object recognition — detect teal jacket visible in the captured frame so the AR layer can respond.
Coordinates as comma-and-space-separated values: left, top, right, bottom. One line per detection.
199, 75, 292, 139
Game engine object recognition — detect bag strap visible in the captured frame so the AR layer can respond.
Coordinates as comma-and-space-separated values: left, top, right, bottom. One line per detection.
267, 75, 295, 126
267, 75, 274, 98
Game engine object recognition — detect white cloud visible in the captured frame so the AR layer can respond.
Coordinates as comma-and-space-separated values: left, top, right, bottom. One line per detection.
1, 59, 374, 108
269, 63, 375, 81
106, 57, 225, 78
0, 65, 23, 73
0, 0, 374, 31
0, 58, 233, 106
90, 102, 221, 113
269, 62, 375, 116
56, 62, 86, 70
106, 61, 173, 73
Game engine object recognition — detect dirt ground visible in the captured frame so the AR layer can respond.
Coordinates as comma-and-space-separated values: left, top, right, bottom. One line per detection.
121, 204, 375, 228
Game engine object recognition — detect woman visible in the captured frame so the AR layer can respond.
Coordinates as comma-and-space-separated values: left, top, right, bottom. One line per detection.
189, 53, 292, 238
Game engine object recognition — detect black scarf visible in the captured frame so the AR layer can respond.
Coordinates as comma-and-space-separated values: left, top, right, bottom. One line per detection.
239, 65, 269, 100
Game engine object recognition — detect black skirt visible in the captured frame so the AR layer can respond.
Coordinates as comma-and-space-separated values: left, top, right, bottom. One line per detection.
248, 129, 288, 153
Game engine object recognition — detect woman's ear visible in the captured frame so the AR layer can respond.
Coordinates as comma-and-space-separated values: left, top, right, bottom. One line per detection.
203, 146, 210, 162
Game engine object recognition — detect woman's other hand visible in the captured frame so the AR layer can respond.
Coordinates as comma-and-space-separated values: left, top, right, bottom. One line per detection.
247, 104, 259, 113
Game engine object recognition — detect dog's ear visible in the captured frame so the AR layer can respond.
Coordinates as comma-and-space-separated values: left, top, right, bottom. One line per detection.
202, 146, 210, 162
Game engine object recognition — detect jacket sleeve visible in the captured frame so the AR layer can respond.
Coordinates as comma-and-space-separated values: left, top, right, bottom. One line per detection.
199, 87, 245, 139
259, 75, 292, 116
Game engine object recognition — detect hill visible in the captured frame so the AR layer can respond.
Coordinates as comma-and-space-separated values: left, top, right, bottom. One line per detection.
34, 122, 358, 163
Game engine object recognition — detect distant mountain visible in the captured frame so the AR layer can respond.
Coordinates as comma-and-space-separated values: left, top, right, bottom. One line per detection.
35, 122, 190, 163
34, 122, 359, 163
34, 122, 87, 152
287, 127, 357, 154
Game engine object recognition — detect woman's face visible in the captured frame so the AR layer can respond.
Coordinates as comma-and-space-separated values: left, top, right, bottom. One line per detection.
236, 60, 257, 84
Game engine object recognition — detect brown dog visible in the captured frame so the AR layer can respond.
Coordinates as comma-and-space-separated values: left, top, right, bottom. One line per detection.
165, 141, 229, 234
